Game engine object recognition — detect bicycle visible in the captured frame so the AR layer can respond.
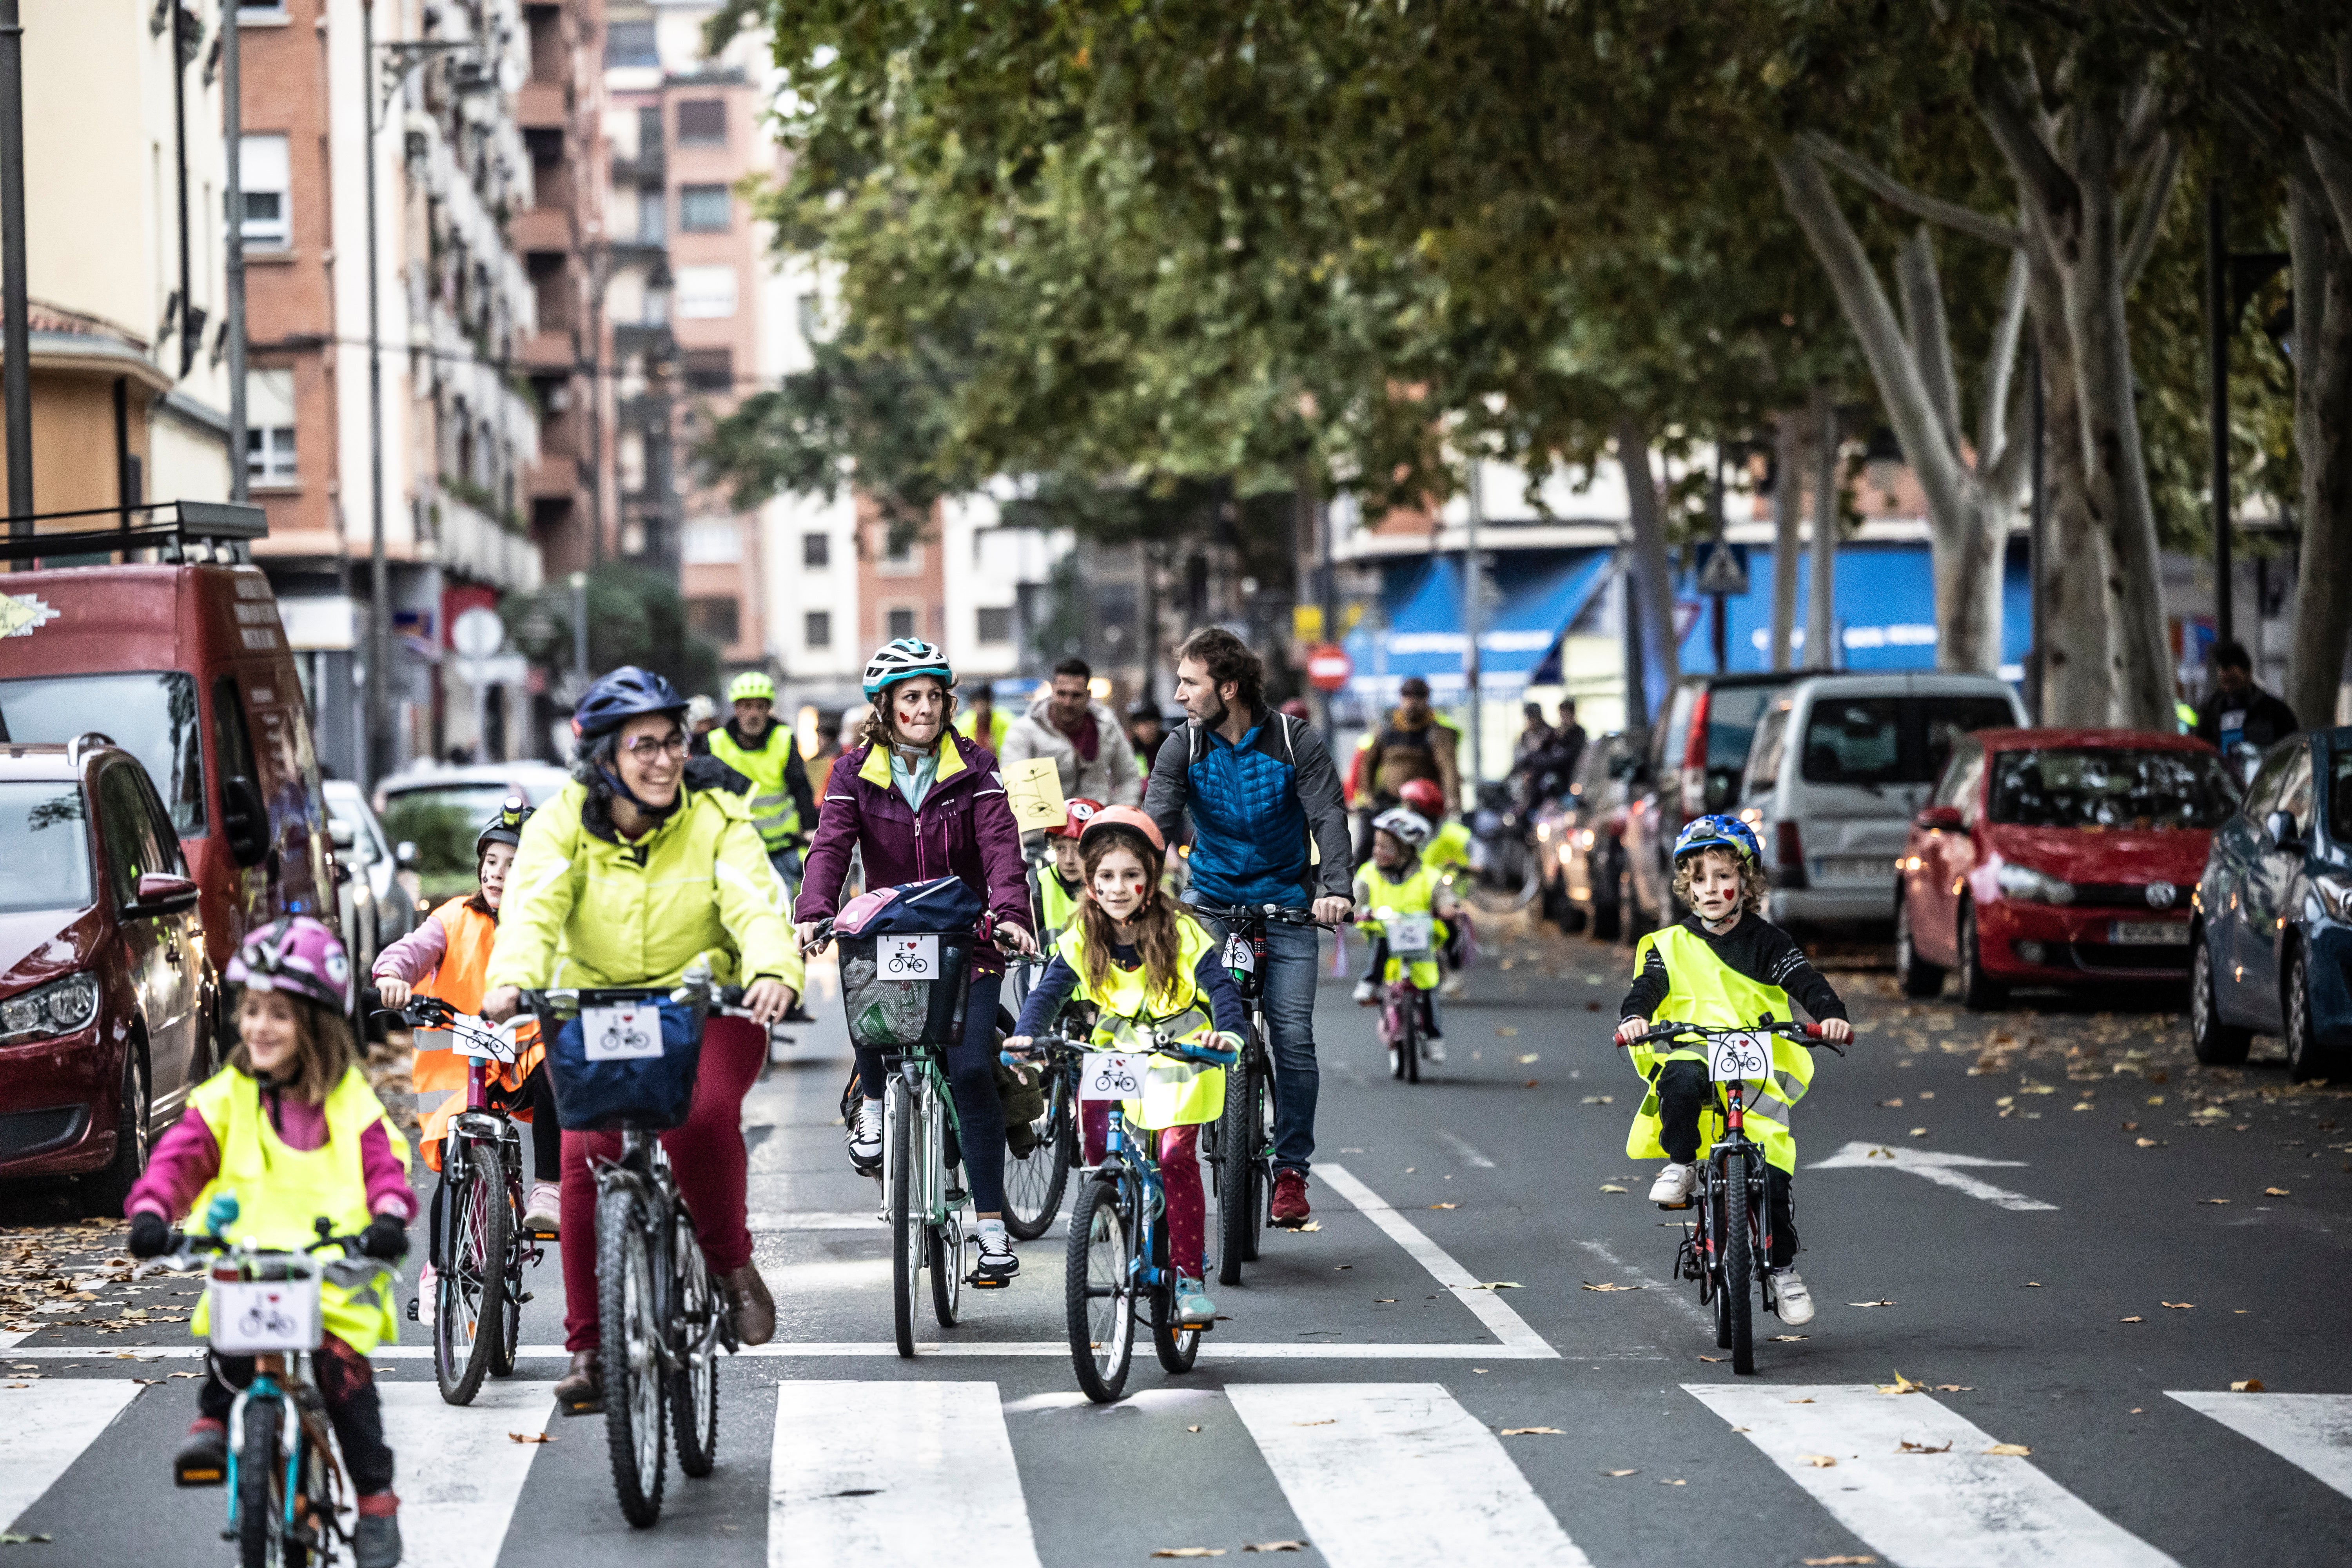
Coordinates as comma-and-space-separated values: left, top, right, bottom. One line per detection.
524, 971, 750, 1527
142, 1202, 395, 1568
1620, 1018, 1836, 1376
1008, 1027, 1237, 1403
997, 953, 1085, 1242
1365, 907, 1440, 1083
397, 998, 544, 1406
1185, 901, 1332, 1285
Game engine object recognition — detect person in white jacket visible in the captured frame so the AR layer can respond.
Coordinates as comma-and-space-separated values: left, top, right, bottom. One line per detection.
1002, 657, 1143, 811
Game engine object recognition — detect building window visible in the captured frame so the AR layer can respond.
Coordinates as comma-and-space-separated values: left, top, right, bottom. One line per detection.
802, 531, 829, 570
885, 606, 917, 641
635, 185, 664, 242
804, 610, 831, 648
245, 368, 296, 484
239, 134, 289, 249
682, 347, 733, 392
677, 99, 726, 145
687, 595, 740, 644
682, 516, 741, 564
679, 183, 730, 232
976, 606, 1014, 645
604, 20, 657, 67
673, 265, 737, 319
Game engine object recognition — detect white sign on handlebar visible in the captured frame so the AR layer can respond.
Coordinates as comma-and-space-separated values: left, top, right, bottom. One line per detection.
1079, 1051, 1148, 1102
1706, 1031, 1771, 1084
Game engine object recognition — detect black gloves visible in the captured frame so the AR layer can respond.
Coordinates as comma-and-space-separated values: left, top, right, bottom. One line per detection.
359, 1212, 410, 1261
127, 1212, 172, 1258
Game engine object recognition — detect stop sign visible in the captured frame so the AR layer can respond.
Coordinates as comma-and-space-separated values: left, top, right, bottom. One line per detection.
1305, 643, 1353, 691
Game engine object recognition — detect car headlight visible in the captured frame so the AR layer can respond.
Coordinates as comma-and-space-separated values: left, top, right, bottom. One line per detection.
1994, 862, 2076, 905
0, 972, 102, 1045
2317, 875, 2352, 924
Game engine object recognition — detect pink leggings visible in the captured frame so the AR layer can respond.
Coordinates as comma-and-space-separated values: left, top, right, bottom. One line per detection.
1081, 1105, 1205, 1281
559, 1015, 764, 1353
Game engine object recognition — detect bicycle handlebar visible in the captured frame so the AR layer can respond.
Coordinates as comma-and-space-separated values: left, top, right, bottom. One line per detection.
1186, 901, 1345, 930
1002, 1033, 1239, 1070
1620, 1019, 1843, 1056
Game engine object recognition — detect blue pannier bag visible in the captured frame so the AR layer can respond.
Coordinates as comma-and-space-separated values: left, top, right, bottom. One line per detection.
544, 993, 703, 1131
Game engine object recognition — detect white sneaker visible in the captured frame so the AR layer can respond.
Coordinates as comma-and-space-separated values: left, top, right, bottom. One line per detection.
416, 1262, 437, 1328
1441, 975, 1466, 998
1352, 980, 1376, 1004
850, 1098, 883, 1170
1421, 1036, 1447, 1063
1775, 1270, 1815, 1326
523, 1182, 561, 1234
1648, 1162, 1697, 1205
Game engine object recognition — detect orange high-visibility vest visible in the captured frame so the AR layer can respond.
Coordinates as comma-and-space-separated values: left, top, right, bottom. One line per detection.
412, 897, 543, 1171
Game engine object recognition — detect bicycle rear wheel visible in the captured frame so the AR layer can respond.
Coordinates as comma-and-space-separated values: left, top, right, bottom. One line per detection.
931, 1218, 964, 1327
490, 1163, 524, 1378
1723, 1152, 1756, 1376
887, 1077, 921, 1358
235, 1396, 292, 1568
1067, 1177, 1135, 1403
1215, 1045, 1261, 1286
668, 1201, 721, 1479
1002, 1068, 1072, 1241
435, 1140, 507, 1406
597, 1185, 668, 1526
1399, 988, 1421, 1084
1149, 1213, 1200, 1374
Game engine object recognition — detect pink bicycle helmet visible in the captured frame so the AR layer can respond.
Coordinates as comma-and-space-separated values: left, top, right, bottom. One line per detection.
225, 915, 354, 1014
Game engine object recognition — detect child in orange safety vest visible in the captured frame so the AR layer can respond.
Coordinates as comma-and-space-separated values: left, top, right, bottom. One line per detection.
371, 797, 559, 1327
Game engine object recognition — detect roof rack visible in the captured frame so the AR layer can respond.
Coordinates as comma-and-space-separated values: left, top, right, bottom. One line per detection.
0, 499, 267, 567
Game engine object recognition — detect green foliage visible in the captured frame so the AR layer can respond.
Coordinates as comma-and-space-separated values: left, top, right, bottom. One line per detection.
377, 800, 476, 882
501, 564, 721, 699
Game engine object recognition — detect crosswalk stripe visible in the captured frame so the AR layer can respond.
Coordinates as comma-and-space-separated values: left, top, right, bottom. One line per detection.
1226, 1382, 1593, 1568
0, 1380, 140, 1528
769, 1380, 1042, 1568
2167, 1392, 2352, 1501
1686, 1384, 2178, 1568
377, 1381, 558, 1568
1316, 1163, 1556, 1356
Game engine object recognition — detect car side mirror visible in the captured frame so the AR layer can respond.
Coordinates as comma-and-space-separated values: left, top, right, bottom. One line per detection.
394, 840, 419, 869
329, 819, 356, 849
221, 775, 270, 867
1913, 805, 1964, 833
2265, 810, 2303, 851
127, 872, 201, 915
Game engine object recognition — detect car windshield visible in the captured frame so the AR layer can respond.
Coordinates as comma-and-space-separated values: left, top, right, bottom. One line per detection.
0, 782, 94, 915
0, 673, 205, 835
1987, 748, 2237, 830
1799, 695, 2015, 788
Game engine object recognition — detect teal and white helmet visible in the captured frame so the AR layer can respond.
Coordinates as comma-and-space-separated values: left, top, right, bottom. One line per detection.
862, 638, 955, 702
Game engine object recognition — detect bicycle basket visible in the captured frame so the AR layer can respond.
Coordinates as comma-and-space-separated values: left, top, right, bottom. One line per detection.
543, 992, 704, 1131
206, 1254, 324, 1354
836, 930, 974, 1049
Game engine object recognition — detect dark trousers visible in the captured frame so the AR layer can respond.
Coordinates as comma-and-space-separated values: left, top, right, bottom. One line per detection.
1655, 1058, 1800, 1268
200, 1334, 393, 1497
853, 972, 1008, 1214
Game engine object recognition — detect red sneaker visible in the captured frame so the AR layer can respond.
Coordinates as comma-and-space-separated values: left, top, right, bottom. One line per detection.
1271, 1169, 1311, 1226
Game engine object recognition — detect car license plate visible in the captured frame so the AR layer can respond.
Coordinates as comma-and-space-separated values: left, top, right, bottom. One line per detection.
2109, 920, 2188, 946
1818, 855, 1896, 883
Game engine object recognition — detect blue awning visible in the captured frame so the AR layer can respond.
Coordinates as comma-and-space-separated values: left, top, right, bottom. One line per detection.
1344, 550, 1612, 698
1692, 541, 2032, 680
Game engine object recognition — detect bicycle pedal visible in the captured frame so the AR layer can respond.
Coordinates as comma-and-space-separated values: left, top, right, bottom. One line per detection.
515, 1292, 535, 1305
1655, 1200, 1694, 1211
560, 1396, 605, 1417
405, 1298, 419, 1322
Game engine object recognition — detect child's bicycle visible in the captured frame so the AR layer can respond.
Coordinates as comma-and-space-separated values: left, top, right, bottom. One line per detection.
1364, 906, 1440, 1083
1620, 1018, 1838, 1375
1007, 1025, 1237, 1404
142, 1200, 396, 1568
394, 997, 544, 1405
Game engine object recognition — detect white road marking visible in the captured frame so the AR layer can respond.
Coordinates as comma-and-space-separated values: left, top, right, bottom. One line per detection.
1318, 1163, 1556, 1356
1687, 1384, 2177, 1567
377, 1381, 557, 1568
1435, 1130, 1497, 1169
1228, 1383, 1593, 1568
769, 1381, 1041, 1568
748, 1211, 887, 1231
1, 1338, 1574, 1363
2167, 1392, 2352, 1501
1576, 1239, 1709, 1325
0, 1379, 140, 1526
1808, 1140, 2059, 1211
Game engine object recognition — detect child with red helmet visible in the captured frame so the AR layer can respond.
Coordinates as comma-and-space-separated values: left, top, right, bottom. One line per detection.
1034, 797, 1102, 938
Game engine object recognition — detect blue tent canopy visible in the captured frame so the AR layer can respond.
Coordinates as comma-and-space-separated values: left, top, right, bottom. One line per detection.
1344, 550, 1612, 698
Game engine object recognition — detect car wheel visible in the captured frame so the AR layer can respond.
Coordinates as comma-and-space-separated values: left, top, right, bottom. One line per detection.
1895, 890, 1945, 999
2283, 945, 2341, 1083
1956, 899, 2007, 1012
81, 1045, 151, 1218
2188, 929, 2252, 1067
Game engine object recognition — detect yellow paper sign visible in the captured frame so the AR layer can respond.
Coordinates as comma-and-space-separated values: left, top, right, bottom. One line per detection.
1004, 756, 1068, 833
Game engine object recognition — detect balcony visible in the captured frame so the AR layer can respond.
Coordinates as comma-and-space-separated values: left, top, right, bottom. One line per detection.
518, 328, 573, 373
516, 80, 567, 132
612, 148, 664, 185
509, 203, 571, 256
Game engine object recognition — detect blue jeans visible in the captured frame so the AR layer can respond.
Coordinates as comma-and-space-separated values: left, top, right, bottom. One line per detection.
1196, 912, 1321, 1175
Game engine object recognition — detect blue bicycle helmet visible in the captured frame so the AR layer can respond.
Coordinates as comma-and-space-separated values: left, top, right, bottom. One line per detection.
1673, 813, 1760, 866
572, 665, 688, 742
862, 638, 955, 702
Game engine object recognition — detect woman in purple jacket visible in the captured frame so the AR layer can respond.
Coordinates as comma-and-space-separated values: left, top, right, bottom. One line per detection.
795, 638, 1036, 1285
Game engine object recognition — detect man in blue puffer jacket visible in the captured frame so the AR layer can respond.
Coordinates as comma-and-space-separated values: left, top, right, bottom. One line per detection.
1146, 627, 1355, 1225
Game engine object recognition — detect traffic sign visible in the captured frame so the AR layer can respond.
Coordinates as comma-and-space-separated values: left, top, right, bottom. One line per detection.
452, 605, 506, 659
1305, 643, 1353, 691
1696, 541, 1749, 597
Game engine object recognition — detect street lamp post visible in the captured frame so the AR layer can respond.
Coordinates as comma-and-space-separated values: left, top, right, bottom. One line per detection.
0, 0, 31, 534
1461, 456, 1483, 799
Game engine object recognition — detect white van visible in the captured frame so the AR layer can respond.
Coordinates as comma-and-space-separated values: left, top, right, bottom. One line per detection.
1737, 672, 2025, 930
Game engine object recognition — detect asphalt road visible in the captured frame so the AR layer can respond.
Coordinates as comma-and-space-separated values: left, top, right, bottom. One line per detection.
3, 912, 2349, 1567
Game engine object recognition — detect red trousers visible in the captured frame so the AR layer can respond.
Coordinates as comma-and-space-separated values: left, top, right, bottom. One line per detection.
559, 1014, 764, 1353
1080, 1104, 1205, 1281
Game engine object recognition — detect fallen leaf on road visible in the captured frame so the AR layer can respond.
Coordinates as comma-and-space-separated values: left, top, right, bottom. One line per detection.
2025, 1281, 2042, 1287
1291, 1419, 1334, 1427
1983, 1443, 2031, 1457
1659, 1477, 1688, 1485
1847, 1299, 1897, 1308
506, 1432, 553, 1444
1501, 1427, 1565, 1436
1934, 1385, 1975, 1392
1800, 1454, 1838, 1468
1602, 1468, 1639, 1477
1880, 1098, 1904, 1108
2135, 1138, 2162, 1148
1874, 1372, 1924, 1395
1151, 1551, 1226, 1559
1373, 1298, 1397, 1303
2162, 1301, 2194, 1309
2120, 1316, 2145, 1323
1772, 1334, 1809, 1341
1786, 1397, 1815, 1403
2071, 1103, 2095, 1112
1426, 1203, 1458, 1210
1470, 1281, 1523, 1290
2147, 1095, 2165, 1105
1294, 1221, 1321, 1232
1242, 1544, 1307, 1554
2265, 1187, 2290, 1196
1517, 1053, 1540, 1064
1996, 1096, 2015, 1108
1699, 1355, 1726, 1363
1898, 1440, 1953, 1454
1496, 1027, 1519, 1036
1802, 1557, 1879, 1566
1581, 1095, 1615, 1105
0, 1534, 54, 1545
1598, 1183, 1628, 1193
1524, 1079, 1541, 1088
1909, 1128, 1929, 1137
1334, 1264, 1353, 1270
1187, 1426, 1202, 1433
2232, 1379, 2265, 1392
2201, 1198, 2230, 1205
1581, 1281, 1644, 1292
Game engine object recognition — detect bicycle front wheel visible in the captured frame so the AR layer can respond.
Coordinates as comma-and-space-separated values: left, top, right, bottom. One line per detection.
235, 1396, 294, 1568
887, 1077, 921, 1358
436, 1140, 508, 1405
1214, 1046, 1260, 1286
1149, 1212, 1200, 1374
1722, 1152, 1756, 1376
1002, 1067, 1072, 1241
1067, 1176, 1135, 1403
668, 1201, 721, 1479
597, 1185, 669, 1526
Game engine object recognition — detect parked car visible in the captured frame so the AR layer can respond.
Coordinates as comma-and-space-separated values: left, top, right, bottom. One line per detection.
1536, 731, 1642, 939
0, 737, 211, 1213
0, 507, 336, 998
1738, 673, 2022, 933
2190, 727, 2352, 1080
322, 779, 421, 1000
1624, 670, 1805, 927
1895, 728, 2234, 1008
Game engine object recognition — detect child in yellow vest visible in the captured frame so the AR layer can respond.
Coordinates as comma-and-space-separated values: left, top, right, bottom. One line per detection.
127, 916, 414, 1568
1350, 807, 1463, 1060
1006, 806, 1247, 1327
1612, 815, 1851, 1328
372, 799, 557, 1329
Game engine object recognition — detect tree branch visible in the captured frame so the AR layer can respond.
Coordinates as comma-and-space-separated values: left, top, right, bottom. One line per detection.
1898, 227, 1965, 452
1798, 132, 2025, 250
2119, 131, 2182, 290
1978, 248, 2030, 469
1971, 49, 2080, 224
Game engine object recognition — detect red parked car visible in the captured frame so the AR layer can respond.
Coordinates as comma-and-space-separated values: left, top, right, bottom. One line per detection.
1894, 728, 2236, 1008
